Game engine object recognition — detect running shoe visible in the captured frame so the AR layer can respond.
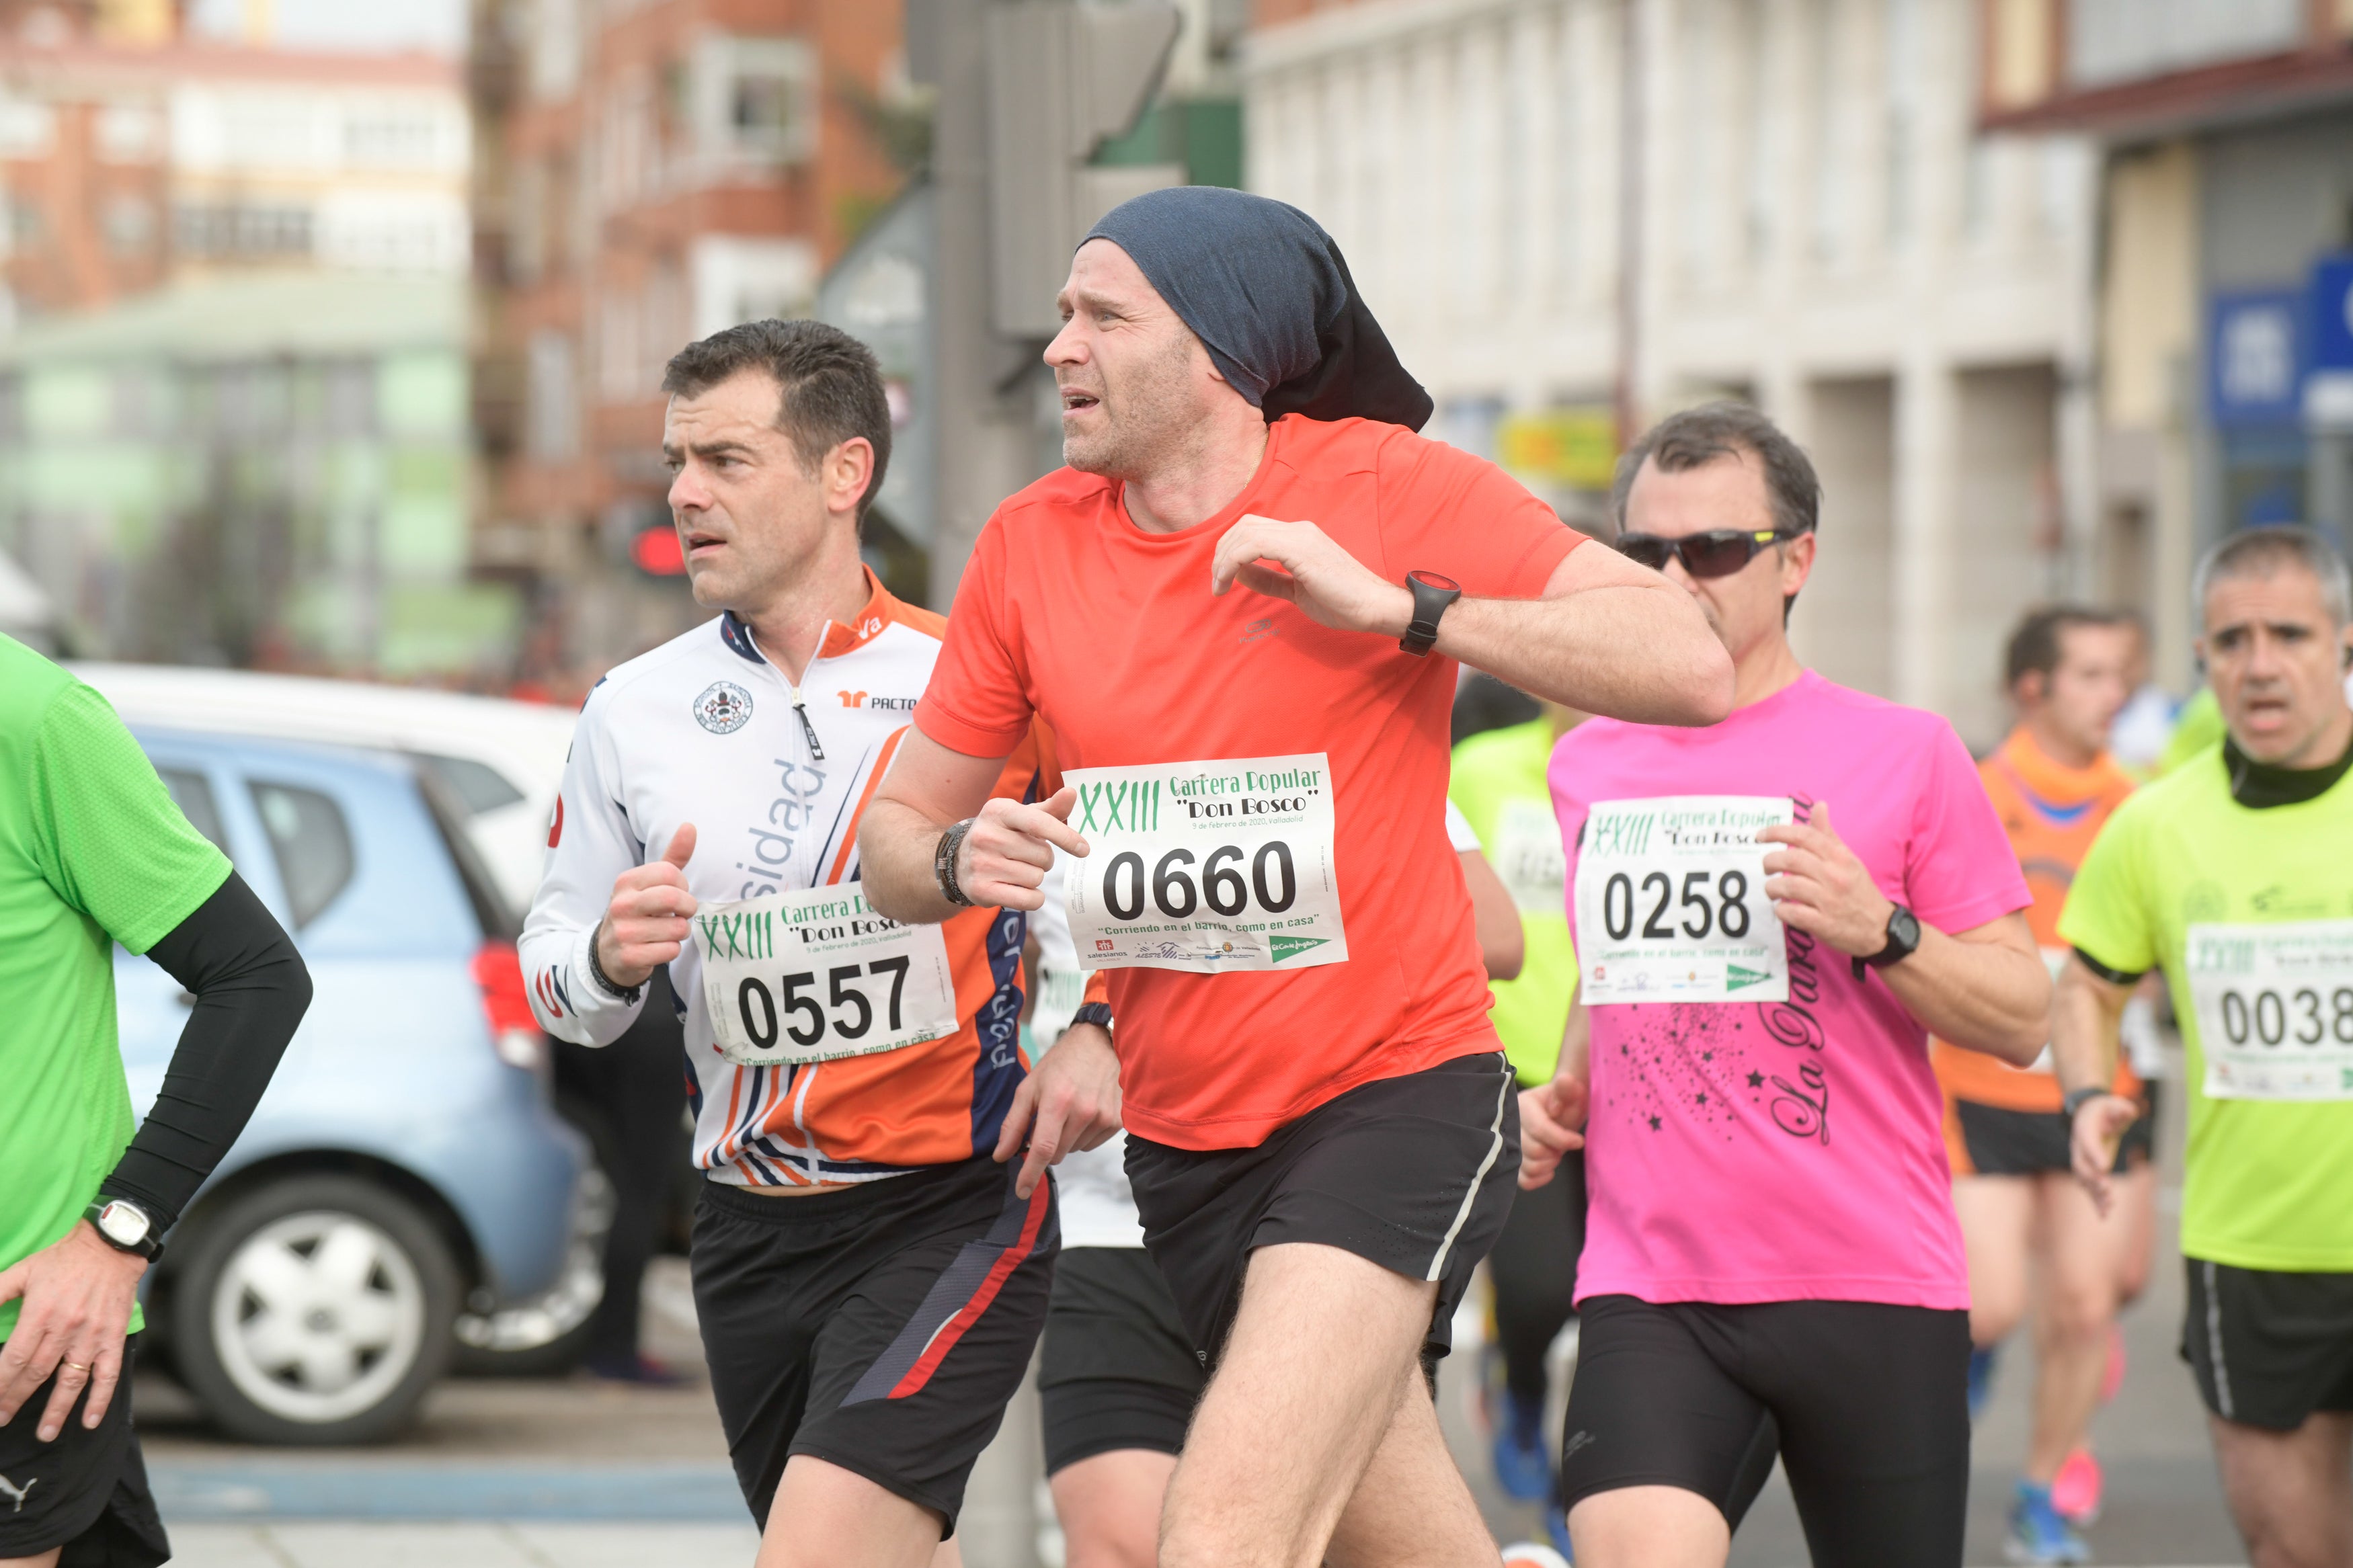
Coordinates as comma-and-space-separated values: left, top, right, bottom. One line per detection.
2006, 1480, 2091, 1565
1968, 1343, 2001, 1421
2051, 1447, 2104, 1526
1491, 1386, 1552, 1503
1500, 1544, 1569, 1568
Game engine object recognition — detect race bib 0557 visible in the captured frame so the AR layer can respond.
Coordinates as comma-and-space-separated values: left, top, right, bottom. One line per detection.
1573, 795, 1792, 1004
1063, 753, 1347, 974
694, 887, 958, 1067
2187, 919, 2353, 1102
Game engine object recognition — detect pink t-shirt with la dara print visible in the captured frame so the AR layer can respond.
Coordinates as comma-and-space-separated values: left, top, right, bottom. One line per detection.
1549, 671, 2028, 1309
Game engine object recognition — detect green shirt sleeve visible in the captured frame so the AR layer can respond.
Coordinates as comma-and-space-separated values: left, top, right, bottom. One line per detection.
2057, 798, 2157, 977
31, 683, 231, 955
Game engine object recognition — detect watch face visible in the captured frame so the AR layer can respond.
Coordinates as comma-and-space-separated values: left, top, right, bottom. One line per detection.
1890, 907, 1922, 949
99, 1201, 150, 1245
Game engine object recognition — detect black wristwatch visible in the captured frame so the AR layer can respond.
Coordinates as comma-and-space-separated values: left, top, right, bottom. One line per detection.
85, 1197, 163, 1262
1851, 903, 1923, 981
1071, 1001, 1115, 1034
1398, 571, 1462, 657
936, 819, 977, 908
586, 921, 643, 1005
2061, 1086, 2109, 1121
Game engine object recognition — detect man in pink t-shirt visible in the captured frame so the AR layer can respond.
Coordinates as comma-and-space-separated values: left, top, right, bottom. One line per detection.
1520, 404, 2051, 1568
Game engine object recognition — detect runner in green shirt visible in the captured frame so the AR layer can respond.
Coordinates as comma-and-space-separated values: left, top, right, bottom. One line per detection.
2055, 527, 2353, 1568
1450, 706, 1585, 1553
0, 636, 309, 1568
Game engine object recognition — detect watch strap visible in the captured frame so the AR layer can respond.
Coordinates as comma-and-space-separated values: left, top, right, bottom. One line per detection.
936, 819, 978, 908
1398, 571, 1462, 657
1851, 904, 1921, 981
586, 921, 644, 1005
2061, 1086, 2110, 1120
1071, 1001, 1115, 1033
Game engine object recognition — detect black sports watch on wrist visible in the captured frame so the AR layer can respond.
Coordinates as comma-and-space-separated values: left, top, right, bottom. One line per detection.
935, 819, 977, 908
85, 1197, 163, 1262
586, 921, 643, 1005
1398, 571, 1463, 657
1851, 903, 1923, 982
1071, 1002, 1115, 1034
2061, 1086, 2109, 1121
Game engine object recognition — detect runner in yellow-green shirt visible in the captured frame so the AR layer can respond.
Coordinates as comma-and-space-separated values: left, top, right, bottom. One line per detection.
2055, 528, 2353, 1568
1451, 705, 1585, 1553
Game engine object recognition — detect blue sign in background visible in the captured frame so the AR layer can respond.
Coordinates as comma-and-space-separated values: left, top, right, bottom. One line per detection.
2309, 253, 2353, 374
2208, 290, 2305, 427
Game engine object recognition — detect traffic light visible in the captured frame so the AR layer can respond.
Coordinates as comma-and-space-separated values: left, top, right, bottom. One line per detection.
982, 1, 1183, 337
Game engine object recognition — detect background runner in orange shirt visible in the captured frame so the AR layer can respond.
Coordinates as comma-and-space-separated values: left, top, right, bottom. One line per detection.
1933, 606, 2157, 1560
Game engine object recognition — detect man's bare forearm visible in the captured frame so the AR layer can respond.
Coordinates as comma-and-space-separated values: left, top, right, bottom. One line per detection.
860, 796, 959, 923
1882, 925, 2050, 1064
1437, 581, 1732, 725
2051, 959, 2132, 1097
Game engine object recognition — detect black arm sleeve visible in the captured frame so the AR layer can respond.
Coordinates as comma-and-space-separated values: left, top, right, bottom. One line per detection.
101, 871, 313, 1231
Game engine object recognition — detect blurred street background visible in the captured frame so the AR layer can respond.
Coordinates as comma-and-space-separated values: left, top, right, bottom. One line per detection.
5, 0, 2351, 1562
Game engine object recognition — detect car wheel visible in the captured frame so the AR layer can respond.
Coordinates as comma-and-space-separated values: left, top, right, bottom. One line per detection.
172, 1175, 457, 1444
450, 1154, 611, 1376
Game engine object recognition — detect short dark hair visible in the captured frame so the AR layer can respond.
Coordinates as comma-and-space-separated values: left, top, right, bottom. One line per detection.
2004, 605, 2130, 694
1609, 401, 1821, 542
662, 319, 892, 524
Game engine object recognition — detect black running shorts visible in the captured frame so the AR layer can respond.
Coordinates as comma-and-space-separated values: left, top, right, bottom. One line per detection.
0, 1333, 170, 1568
690, 1157, 1058, 1533
2181, 1256, 2353, 1430
1949, 1083, 2156, 1178
1125, 1050, 1519, 1376
1037, 1245, 1203, 1475
1561, 1295, 1970, 1568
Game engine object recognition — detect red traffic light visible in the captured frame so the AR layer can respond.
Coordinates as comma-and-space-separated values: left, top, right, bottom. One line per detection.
631, 526, 686, 575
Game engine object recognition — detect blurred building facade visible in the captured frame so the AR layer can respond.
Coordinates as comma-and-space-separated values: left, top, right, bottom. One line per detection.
1980, 0, 2353, 692
0, 0, 507, 677
1247, 0, 2102, 749
469, 0, 914, 685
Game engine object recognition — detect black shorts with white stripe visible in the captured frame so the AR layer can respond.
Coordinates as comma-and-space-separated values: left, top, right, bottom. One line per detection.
689, 1155, 1058, 1534
1125, 1050, 1520, 1378
2181, 1256, 2353, 1431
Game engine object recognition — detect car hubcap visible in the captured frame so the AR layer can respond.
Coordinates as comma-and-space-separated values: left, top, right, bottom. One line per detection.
212, 1210, 425, 1424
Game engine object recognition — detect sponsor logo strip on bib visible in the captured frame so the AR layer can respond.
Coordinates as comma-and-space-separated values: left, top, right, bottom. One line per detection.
1573, 795, 1792, 1004
2188, 919, 2353, 1102
695, 887, 959, 1067
1063, 753, 1347, 974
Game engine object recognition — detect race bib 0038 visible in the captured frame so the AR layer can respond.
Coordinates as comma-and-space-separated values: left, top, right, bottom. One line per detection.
1063, 753, 1347, 974
2187, 919, 2353, 1102
694, 887, 958, 1067
1573, 795, 1792, 1003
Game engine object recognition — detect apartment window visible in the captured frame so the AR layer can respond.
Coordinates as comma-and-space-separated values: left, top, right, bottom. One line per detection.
690, 36, 815, 165
0, 97, 55, 159
175, 204, 313, 260
345, 109, 444, 169
103, 195, 155, 257
95, 103, 163, 163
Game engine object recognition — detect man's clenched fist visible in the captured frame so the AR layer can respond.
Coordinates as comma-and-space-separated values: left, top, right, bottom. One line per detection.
596, 824, 698, 989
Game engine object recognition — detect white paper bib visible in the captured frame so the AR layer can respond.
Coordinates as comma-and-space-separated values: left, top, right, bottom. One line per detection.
1572, 795, 1793, 1004
1062, 753, 1347, 974
2187, 919, 2353, 1101
693, 887, 958, 1067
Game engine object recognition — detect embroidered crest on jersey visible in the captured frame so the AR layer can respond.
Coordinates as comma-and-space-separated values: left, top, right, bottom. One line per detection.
695, 681, 754, 735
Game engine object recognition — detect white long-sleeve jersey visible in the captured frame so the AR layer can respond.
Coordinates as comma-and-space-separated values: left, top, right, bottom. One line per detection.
520, 577, 1047, 1188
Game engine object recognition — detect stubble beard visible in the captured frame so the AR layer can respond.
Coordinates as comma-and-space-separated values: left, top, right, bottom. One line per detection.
1062, 335, 1201, 480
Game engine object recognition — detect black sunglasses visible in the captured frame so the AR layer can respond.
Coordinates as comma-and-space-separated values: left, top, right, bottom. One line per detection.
1615, 528, 1796, 579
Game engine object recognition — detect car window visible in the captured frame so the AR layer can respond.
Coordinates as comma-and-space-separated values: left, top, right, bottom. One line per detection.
416, 768, 519, 941
249, 780, 354, 929
157, 767, 232, 859
413, 753, 525, 817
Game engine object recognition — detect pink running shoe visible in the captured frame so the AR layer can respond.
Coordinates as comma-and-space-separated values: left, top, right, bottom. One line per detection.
2100, 1324, 2126, 1405
2051, 1448, 2104, 1526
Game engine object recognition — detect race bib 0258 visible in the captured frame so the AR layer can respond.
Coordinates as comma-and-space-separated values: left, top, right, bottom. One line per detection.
1573, 795, 1792, 1004
694, 887, 959, 1067
2187, 919, 2353, 1102
1063, 753, 1347, 974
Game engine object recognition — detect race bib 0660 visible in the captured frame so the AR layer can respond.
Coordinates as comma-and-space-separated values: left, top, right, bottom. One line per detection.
1063, 753, 1347, 974
694, 887, 958, 1067
1573, 796, 1792, 1004
2187, 919, 2353, 1101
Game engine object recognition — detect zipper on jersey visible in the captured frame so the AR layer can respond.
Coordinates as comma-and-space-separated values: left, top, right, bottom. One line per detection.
788, 686, 826, 760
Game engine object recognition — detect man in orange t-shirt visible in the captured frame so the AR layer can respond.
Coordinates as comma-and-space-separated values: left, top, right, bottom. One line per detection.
859, 188, 1732, 1567
1933, 606, 2156, 1553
